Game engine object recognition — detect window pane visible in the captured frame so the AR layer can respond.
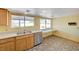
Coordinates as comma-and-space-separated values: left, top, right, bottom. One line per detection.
11, 20, 19, 27
20, 20, 24, 27
25, 20, 33, 26
46, 19, 51, 29
25, 17, 34, 27
40, 19, 46, 29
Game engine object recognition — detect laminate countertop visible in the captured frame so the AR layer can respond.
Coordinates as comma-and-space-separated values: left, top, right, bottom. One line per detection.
0, 33, 32, 39
0, 30, 42, 39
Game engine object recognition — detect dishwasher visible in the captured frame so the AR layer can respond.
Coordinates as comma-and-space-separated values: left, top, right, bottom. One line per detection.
33, 32, 42, 46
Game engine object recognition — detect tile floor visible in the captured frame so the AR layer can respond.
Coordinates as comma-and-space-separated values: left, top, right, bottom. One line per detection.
28, 36, 79, 51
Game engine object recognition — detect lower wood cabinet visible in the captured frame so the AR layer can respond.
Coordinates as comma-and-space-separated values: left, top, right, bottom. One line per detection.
16, 36, 27, 51
26, 34, 34, 49
16, 34, 34, 51
0, 37, 16, 51
0, 34, 34, 51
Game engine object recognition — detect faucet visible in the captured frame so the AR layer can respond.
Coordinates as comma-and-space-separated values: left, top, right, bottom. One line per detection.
23, 30, 26, 34
16, 29, 19, 35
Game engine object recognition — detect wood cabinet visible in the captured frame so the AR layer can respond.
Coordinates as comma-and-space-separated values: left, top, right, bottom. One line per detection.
16, 36, 27, 51
0, 8, 11, 26
0, 37, 16, 51
26, 34, 34, 49
0, 34, 34, 51
16, 34, 34, 51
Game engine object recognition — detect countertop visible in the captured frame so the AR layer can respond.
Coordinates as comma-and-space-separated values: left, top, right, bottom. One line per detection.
0, 30, 42, 39
0, 33, 32, 39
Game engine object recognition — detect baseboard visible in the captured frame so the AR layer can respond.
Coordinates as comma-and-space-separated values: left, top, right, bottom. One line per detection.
52, 31, 79, 42
43, 35, 53, 39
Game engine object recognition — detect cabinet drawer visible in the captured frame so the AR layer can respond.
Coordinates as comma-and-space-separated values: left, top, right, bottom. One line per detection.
0, 41, 15, 51
16, 38, 27, 51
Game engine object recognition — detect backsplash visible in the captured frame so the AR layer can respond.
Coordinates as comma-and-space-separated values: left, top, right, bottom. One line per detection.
0, 25, 38, 32
0, 26, 8, 32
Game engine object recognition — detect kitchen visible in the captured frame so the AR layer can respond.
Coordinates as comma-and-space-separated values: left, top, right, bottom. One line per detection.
0, 8, 79, 51
0, 8, 54, 51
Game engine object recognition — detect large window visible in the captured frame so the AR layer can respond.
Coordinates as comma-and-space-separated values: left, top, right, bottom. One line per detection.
11, 15, 34, 28
40, 18, 51, 30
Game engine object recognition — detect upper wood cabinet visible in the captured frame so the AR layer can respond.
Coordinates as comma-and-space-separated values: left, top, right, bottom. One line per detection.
0, 8, 11, 26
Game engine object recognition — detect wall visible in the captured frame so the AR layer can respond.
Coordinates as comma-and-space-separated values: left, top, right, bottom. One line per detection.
52, 14, 79, 42
0, 26, 8, 32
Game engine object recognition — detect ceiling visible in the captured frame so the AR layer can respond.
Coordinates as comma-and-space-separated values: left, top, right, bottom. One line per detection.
8, 8, 79, 18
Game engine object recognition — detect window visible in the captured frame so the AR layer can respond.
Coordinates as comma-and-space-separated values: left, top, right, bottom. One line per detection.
40, 18, 51, 30
11, 15, 34, 28
25, 17, 34, 27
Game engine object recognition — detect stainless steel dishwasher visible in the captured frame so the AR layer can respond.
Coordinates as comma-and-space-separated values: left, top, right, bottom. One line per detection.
33, 32, 42, 46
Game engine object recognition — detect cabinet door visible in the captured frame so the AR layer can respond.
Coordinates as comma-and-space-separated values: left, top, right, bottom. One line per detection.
0, 9, 7, 25
0, 38, 15, 51
26, 35, 34, 49
0, 41, 15, 51
16, 36, 27, 51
